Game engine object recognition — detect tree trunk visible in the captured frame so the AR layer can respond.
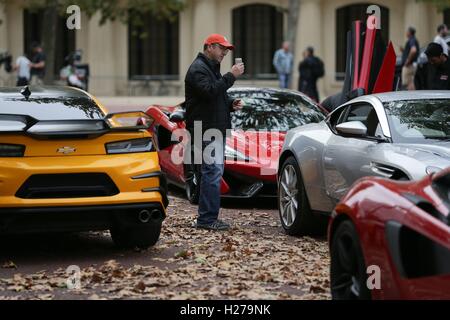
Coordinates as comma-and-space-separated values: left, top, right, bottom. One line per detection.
286, 0, 300, 60
42, 0, 58, 85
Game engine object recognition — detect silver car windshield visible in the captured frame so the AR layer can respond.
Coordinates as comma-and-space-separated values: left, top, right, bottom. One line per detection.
384, 99, 450, 143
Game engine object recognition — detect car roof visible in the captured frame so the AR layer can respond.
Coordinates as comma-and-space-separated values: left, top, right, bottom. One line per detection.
370, 91, 450, 103
0, 86, 104, 120
0, 86, 91, 99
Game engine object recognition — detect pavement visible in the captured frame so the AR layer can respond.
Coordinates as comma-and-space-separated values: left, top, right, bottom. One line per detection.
0, 189, 330, 300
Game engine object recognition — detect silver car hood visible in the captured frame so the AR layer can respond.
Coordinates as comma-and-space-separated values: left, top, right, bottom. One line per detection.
391, 142, 450, 160
378, 142, 450, 178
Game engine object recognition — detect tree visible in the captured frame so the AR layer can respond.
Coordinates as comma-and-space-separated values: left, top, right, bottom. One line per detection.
0, 0, 185, 84
285, 0, 300, 61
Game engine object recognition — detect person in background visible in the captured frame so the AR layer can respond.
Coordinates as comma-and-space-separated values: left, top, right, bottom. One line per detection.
400, 27, 420, 90
434, 24, 449, 57
14, 54, 31, 86
298, 46, 324, 102
415, 42, 450, 90
29, 42, 46, 85
60, 50, 89, 90
273, 41, 294, 89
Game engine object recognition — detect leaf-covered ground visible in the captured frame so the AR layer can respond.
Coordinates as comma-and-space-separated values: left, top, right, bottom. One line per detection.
0, 192, 330, 300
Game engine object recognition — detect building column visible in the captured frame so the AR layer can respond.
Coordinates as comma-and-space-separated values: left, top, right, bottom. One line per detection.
1, 2, 22, 85
0, 3, 8, 51
75, 12, 89, 63
296, 0, 323, 95
404, 0, 430, 45
85, 13, 116, 96
113, 21, 128, 95
6, 2, 22, 58
192, 0, 217, 59
179, 1, 194, 89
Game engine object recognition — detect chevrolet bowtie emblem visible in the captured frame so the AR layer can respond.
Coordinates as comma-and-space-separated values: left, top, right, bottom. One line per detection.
57, 147, 76, 155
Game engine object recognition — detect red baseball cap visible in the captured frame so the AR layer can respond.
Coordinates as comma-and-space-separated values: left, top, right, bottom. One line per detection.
204, 34, 234, 50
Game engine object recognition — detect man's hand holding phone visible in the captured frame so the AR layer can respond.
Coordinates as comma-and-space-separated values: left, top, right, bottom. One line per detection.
231, 58, 245, 78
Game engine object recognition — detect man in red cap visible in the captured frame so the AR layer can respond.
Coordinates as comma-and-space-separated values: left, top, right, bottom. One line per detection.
185, 33, 245, 231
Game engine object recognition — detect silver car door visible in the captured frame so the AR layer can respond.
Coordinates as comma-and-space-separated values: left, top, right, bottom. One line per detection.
323, 102, 381, 202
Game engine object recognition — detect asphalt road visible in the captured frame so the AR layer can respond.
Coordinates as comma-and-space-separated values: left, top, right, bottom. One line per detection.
0, 188, 330, 300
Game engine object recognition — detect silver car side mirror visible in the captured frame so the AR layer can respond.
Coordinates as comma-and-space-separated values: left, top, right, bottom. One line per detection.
336, 121, 368, 136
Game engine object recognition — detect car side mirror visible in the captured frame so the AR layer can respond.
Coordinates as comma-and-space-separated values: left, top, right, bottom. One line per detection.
336, 121, 367, 136
169, 110, 185, 123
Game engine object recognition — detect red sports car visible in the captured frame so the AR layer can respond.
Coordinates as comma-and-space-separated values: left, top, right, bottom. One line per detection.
146, 87, 327, 203
328, 168, 450, 300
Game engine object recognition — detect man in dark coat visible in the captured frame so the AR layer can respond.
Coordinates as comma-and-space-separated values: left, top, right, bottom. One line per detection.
185, 34, 244, 231
298, 47, 324, 102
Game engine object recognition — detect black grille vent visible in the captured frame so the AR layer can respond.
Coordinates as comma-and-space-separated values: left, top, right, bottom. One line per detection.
16, 173, 119, 199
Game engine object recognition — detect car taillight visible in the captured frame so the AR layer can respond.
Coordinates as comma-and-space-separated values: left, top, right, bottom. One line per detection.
0, 144, 25, 157
105, 138, 154, 154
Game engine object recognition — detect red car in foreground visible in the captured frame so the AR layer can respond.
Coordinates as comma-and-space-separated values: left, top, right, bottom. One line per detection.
146, 87, 327, 203
328, 168, 450, 300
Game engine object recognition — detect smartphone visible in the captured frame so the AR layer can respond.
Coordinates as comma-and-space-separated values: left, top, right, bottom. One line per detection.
235, 58, 243, 65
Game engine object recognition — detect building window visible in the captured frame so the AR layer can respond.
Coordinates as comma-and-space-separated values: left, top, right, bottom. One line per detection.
232, 4, 283, 79
128, 15, 179, 78
444, 8, 450, 27
336, 4, 389, 81
23, 9, 76, 76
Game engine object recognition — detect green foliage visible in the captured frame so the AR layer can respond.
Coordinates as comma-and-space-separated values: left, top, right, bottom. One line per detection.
419, 0, 450, 11
2, 0, 185, 24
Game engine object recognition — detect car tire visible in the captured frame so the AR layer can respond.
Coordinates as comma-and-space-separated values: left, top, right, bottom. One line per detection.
278, 156, 327, 236
330, 220, 371, 300
110, 222, 162, 250
185, 164, 200, 205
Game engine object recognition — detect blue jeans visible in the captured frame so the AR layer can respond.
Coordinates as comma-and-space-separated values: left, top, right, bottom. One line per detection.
197, 138, 225, 225
279, 74, 290, 89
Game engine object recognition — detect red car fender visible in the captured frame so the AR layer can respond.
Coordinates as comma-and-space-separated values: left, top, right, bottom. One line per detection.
332, 175, 450, 299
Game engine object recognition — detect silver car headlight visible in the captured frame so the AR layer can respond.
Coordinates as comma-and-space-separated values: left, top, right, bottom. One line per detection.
426, 166, 443, 176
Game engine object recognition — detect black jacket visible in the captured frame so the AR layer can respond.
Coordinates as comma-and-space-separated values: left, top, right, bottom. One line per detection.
185, 53, 236, 133
415, 59, 450, 90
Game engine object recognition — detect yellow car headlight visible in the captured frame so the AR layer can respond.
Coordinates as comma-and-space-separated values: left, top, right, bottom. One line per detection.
105, 138, 154, 154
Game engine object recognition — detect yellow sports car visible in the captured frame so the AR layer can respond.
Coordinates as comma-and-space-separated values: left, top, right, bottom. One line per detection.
0, 86, 168, 249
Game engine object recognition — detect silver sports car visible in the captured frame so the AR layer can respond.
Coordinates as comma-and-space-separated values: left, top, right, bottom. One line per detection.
278, 91, 450, 236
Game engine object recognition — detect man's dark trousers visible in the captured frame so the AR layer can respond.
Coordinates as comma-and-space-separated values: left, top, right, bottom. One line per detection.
197, 137, 225, 225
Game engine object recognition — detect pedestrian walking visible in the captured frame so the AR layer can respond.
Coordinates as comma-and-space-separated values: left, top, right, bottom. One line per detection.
273, 41, 294, 89
29, 42, 46, 85
14, 54, 31, 86
400, 27, 420, 90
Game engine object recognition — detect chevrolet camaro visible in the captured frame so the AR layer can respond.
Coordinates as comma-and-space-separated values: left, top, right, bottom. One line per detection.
0, 86, 168, 249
